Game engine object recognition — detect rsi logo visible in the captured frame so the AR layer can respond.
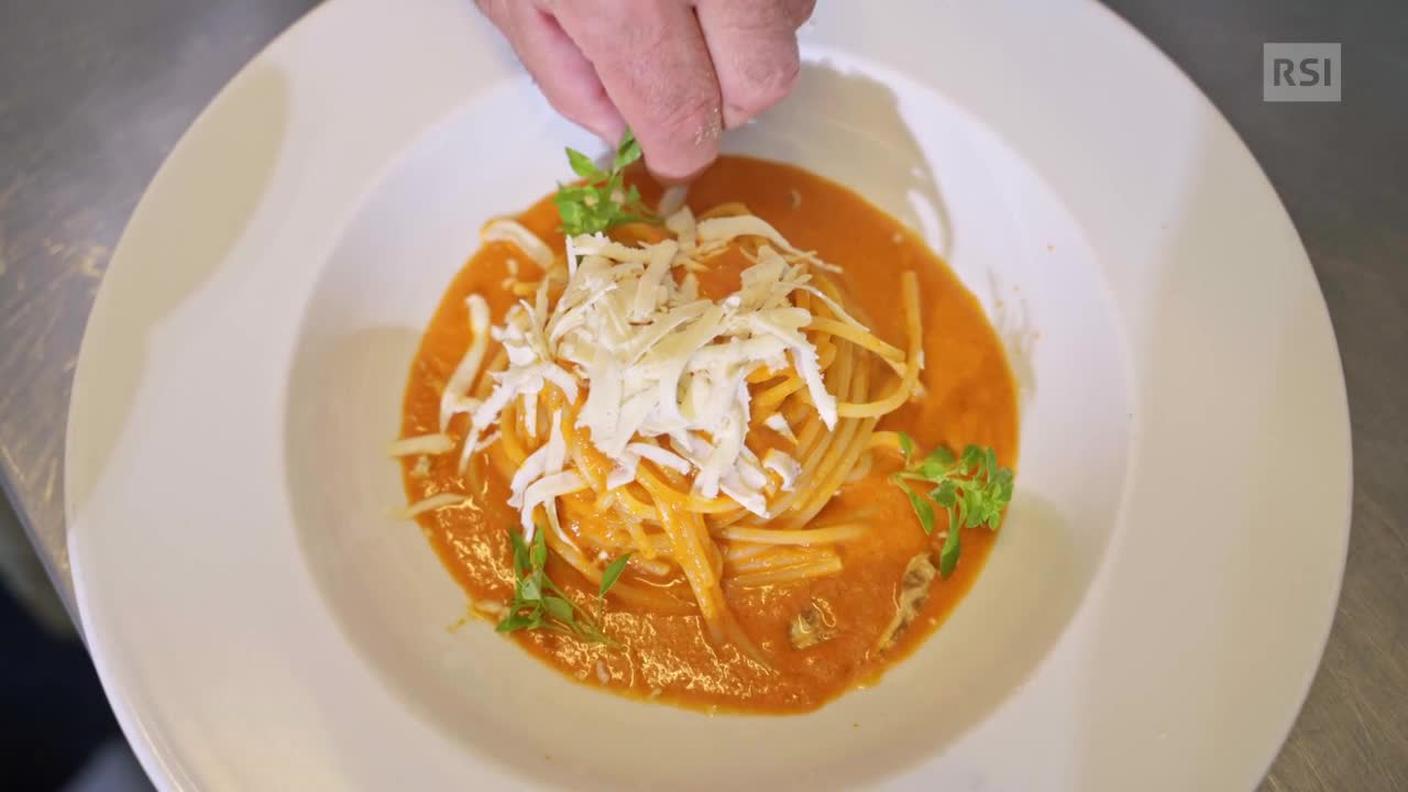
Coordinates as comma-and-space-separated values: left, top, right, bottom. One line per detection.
1264, 43, 1341, 102
1271, 56, 1334, 87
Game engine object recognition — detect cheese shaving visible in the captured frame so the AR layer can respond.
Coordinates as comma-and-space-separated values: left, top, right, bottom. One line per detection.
388, 433, 455, 457
763, 413, 797, 444
439, 295, 491, 430
481, 219, 553, 268
402, 492, 470, 519
763, 449, 803, 491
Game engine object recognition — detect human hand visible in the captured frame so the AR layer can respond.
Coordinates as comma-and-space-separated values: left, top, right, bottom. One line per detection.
477, 0, 815, 181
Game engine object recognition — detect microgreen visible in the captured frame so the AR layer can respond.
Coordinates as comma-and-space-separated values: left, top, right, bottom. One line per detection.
890, 432, 1014, 578
554, 130, 655, 235
599, 553, 632, 599
497, 525, 616, 645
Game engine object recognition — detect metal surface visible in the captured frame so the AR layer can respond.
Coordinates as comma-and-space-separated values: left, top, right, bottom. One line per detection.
0, 0, 1402, 788
0, 0, 322, 609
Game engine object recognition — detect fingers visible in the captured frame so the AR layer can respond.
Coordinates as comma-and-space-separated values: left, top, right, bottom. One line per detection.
477, 0, 625, 142
551, 0, 723, 181
695, 0, 813, 129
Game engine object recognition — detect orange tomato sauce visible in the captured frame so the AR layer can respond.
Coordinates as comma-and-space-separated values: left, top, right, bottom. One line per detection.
399, 156, 1018, 713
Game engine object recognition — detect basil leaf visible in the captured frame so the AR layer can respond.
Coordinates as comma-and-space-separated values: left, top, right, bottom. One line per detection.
517, 576, 541, 602
599, 554, 633, 598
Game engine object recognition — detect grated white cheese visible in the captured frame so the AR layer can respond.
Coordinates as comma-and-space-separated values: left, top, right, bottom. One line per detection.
696, 215, 799, 255
388, 433, 455, 457
763, 448, 803, 491
519, 471, 586, 539
439, 294, 492, 431
666, 207, 697, 252
481, 219, 552, 268
402, 492, 470, 519
454, 209, 854, 528
626, 441, 692, 474
763, 413, 797, 444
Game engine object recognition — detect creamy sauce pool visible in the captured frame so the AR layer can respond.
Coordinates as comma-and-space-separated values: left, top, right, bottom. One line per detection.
400, 156, 1019, 713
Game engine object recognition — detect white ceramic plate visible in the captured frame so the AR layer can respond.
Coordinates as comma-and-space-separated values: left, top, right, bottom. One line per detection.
66, 0, 1350, 788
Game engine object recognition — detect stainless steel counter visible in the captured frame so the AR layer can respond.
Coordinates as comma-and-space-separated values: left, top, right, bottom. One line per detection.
1, 0, 1403, 788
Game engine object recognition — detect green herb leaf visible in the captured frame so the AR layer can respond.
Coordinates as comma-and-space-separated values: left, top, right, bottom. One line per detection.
599, 553, 633, 598
897, 480, 936, 535
897, 431, 915, 461
496, 612, 534, 633
613, 130, 643, 170
565, 147, 604, 180
939, 513, 962, 578
931, 479, 957, 508
530, 528, 548, 570
927, 445, 956, 467
963, 487, 986, 528
517, 575, 542, 602
542, 596, 576, 623
960, 444, 984, 474
889, 439, 1013, 578
555, 129, 656, 235
915, 457, 950, 480
509, 530, 529, 578
501, 527, 617, 645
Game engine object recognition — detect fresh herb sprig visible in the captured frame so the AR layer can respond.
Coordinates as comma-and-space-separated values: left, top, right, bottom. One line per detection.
496, 526, 629, 645
891, 434, 1014, 579
554, 130, 655, 235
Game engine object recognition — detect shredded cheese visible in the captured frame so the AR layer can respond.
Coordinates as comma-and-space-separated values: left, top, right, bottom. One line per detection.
388, 433, 454, 457
450, 208, 910, 533
481, 219, 552, 268
402, 492, 470, 519
439, 295, 491, 430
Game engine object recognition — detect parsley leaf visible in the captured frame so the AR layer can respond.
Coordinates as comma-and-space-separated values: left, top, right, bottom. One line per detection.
554, 130, 655, 235
889, 439, 1013, 579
